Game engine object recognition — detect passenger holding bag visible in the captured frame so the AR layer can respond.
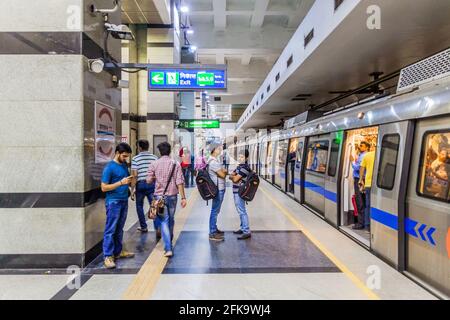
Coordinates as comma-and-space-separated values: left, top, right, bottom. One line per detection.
146, 142, 187, 258
148, 163, 176, 220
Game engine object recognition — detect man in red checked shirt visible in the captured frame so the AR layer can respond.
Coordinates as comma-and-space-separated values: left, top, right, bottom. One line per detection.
147, 142, 187, 257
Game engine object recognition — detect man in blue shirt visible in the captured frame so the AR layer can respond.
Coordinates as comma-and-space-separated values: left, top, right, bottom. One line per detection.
351, 141, 369, 230
230, 150, 252, 240
101, 143, 135, 269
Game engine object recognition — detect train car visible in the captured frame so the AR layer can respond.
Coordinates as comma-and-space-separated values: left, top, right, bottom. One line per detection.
251, 50, 450, 298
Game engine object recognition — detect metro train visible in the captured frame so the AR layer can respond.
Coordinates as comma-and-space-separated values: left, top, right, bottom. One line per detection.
229, 53, 450, 298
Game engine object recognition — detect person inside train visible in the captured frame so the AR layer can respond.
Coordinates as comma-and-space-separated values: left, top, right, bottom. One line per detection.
229, 150, 252, 240
350, 142, 369, 230
427, 149, 450, 199
359, 144, 376, 231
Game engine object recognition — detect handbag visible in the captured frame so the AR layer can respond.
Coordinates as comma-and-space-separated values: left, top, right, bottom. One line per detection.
148, 162, 176, 220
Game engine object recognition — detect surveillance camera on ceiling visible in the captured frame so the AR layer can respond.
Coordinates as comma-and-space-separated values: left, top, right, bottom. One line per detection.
105, 23, 135, 41
88, 59, 104, 73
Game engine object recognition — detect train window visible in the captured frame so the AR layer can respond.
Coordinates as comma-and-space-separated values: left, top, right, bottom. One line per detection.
306, 140, 329, 174
328, 138, 341, 177
417, 130, 450, 202
288, 138, 299, 163
377, 134, 400, 190
296, 141, 304, 162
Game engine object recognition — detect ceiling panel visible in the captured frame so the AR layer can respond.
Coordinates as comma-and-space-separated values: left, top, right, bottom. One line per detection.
190, 0, 214, 11
227, 0, 256, 11
262, 15, 289, 28
121, 0, 164, 24
227, 15, 251, 28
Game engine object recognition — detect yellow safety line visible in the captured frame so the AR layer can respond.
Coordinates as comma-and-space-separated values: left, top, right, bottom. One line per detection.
260, 186, 380, 300
122, 191, 199, 300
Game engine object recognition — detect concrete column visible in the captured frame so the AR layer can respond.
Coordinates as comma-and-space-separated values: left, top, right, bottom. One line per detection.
146, 27, 180, 156
122, 25, 139, 155
0, 0, 121, 268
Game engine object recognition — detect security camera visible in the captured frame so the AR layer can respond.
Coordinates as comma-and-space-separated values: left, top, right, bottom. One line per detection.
105, 23, 135, 41
90, 0, 121, 14
88, 59, 104, 73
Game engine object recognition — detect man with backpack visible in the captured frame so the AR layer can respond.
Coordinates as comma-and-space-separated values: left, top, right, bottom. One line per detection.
208, 142, 228, 241
229, 150, 252, 240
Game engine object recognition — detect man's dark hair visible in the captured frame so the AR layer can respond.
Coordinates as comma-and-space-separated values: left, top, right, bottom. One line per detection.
157, 142, 171, 156
137, 139, 149, 151
115, 143, 132, 154
360, 141, 370, 149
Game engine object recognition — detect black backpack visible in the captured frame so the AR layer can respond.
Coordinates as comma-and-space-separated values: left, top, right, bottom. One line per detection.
238, 169, 260, 202
195, 165, 219, 201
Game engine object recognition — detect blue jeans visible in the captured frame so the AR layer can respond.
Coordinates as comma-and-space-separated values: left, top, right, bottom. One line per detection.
233, 193, 250, 234
364, 187, 371, 228
183, 167, 191, 187
103, 200, 128, 258
209, 189, 225, 235
135, 181, 156, 230
154, 195, 178, 251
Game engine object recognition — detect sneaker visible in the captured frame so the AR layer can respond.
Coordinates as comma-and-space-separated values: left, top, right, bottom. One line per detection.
115, 250, 135, 259
164, 251, 173, 257
137, 227, 148, 233
233, 230, 244, 235
209, 233, 225, 241
104, 257, 116, 269
237, 233, 251, 240
216, 229, 225, 235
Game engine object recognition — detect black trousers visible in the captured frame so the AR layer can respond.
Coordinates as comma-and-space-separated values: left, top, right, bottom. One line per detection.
353, 177, 366, 225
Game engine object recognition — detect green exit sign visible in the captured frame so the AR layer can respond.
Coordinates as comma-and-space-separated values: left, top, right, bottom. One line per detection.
177, 120, 220, 129
197, 72, 215, 86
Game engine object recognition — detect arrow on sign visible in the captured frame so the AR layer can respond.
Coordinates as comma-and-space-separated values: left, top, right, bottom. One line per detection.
152, 73, 164, 84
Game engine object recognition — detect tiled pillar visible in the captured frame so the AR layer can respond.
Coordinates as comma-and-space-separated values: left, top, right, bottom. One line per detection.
146, 27, 180, 155
0, 0, 121, 268
121, 25, 138, 155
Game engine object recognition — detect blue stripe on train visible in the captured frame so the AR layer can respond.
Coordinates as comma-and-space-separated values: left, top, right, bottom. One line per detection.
273, 172, 436, 245
370, 207, 436, 246
304, 181, 337, 203
278, 173, 337, 203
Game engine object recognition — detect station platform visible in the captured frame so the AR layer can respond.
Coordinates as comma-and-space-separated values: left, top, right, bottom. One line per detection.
0, 180, 436, 300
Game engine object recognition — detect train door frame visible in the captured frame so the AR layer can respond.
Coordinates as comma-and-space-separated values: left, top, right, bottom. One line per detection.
274, 138, 288, 190
303, 134, 331, 216
338, 126, 379, 247
371, 121, 411, 265
324, 131, 344, 227
286, 137, 300, 198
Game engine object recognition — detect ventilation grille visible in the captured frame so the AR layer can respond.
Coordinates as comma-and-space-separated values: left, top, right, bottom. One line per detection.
397, 49, 450, 92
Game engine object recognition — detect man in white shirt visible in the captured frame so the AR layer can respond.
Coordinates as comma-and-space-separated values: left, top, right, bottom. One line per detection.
208, 142, 228, 241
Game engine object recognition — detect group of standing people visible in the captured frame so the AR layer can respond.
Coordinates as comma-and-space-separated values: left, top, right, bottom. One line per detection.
100, 140, 252, 269
350, 141, 375, 231
206, 142, 252, 241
